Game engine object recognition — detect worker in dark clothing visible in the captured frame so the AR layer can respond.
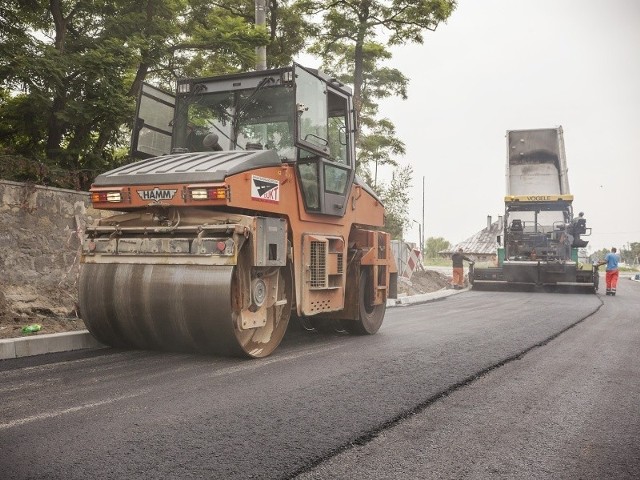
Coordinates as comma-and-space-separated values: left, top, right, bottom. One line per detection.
451, 248, 474, 289
559, 227, 573, 260
572, 211, 586, 227
569, 211, 587, 242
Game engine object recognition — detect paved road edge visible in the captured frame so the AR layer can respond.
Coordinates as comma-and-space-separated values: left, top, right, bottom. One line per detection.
1, 288, 468, 360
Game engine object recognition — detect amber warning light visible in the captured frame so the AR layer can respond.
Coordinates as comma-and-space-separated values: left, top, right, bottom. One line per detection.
189, 185, 228, 201
91, 190, 124, 204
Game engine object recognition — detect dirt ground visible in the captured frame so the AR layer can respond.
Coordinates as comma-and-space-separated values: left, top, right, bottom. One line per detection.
0, 269, 451, 340
0, 283, 84, 339
396, 268, 452, 296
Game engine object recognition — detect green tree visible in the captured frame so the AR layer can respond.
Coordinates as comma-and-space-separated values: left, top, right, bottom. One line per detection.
300, 0, 456, 190
308, 40, 409, 176
0, 0, 139, 183
357, 116, 405, 185
630, 242, 640, 265
301, 0, 456, 123
620, 242, 640, 265
186, 0, 312, 70
0, 0, 301, 187
591, 248, 610, 263
376, 163, 413, 239
425, 236, 451, 259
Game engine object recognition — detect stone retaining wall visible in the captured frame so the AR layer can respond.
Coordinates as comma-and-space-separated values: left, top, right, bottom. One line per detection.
0, 180, 108, 325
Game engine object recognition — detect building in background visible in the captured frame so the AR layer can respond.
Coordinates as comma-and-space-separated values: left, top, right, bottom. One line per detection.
439, 216, 502, 264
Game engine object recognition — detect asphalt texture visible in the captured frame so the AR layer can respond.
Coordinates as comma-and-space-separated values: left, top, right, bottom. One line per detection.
1, 281, 638, 480
299, 280, 640, 479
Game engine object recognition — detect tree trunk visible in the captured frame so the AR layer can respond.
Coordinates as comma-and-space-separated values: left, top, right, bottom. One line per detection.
353, 24, 367, 146
45, 95, 67, 159
269, 0, 278, 40
49, 0, 67, 52
45, 0, 69, 159
128, 63, 150, 97
128, 1, 156, 96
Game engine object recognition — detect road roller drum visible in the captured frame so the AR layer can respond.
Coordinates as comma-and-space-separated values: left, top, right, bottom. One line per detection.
80, 262, 291, 358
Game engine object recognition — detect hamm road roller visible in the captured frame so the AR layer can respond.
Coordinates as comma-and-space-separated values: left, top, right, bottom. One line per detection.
79, 64, 398, 357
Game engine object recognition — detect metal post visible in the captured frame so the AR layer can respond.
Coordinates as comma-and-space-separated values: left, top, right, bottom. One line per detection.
418, 223, 423, 268
255, 0, 267, 71
421, 176, 425, 251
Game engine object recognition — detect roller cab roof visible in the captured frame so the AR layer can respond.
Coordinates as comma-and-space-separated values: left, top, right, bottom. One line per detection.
93, 150, 280, 187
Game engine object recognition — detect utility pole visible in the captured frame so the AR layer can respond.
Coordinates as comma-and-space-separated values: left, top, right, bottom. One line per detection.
255, 0, 267, 71
421, 176, 425, 252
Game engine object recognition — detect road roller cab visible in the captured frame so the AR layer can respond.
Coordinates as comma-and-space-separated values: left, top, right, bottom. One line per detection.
80, 64, 398, 357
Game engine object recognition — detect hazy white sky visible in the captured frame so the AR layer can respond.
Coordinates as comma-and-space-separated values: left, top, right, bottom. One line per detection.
373, 0, 640, 252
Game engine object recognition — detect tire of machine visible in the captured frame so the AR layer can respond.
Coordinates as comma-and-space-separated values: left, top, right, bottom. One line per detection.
231, 261, 293, 358
309, 317, 344, 334
341, 269, 386, 335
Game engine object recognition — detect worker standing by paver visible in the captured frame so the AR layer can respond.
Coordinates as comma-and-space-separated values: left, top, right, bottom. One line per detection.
596, 247, 620, 296
451, 248, 474, 290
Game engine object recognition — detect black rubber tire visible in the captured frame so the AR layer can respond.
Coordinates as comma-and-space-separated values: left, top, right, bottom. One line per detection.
309, 317, 345, 334
342, 269, 386, 335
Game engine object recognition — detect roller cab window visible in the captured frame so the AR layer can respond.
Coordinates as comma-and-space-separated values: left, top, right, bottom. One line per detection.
173, 77, 296, 159
294, 65, 354, 217
130, 65, 356, 217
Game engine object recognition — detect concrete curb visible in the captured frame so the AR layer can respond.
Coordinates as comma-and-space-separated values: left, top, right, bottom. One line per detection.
388, 287, 468, 307
1, 288, 469, 361
0, 330, 105, 360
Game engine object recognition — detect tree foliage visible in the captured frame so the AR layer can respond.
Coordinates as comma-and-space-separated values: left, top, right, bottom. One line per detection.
1, 0, 141, 174
357, 117, 405, 185
376, 163, 413, 239
0, 0, 457, 247
301, 0, 456, 204
618, 242, 640, 265
301, 0, 456, 120
425, 236, 452, 259
628, 242, 640, 265
591, 244, 640, 266
0, 0, 303, 188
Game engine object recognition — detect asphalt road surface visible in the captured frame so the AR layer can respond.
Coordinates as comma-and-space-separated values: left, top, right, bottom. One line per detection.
1, 281, 638, 480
